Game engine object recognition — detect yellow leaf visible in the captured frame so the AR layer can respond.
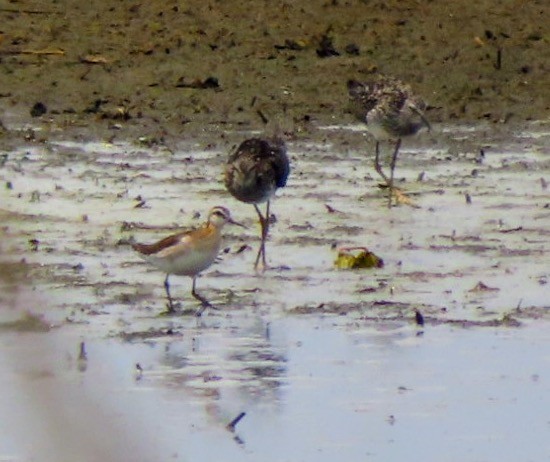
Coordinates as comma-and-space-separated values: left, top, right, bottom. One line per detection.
334, 246, 384, 269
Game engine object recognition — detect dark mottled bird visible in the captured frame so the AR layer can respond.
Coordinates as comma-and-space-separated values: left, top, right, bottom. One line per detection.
224, 137, 290, 270
132, 206, 244, 315
347, 76, 430, 206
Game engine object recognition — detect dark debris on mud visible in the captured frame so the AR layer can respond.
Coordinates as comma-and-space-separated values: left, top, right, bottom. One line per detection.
287, 300, 530, 328
118, 327, 184, 343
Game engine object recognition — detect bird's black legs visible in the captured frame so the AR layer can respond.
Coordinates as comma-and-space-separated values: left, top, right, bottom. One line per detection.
163, 275, 211, 316
262, 200, 270, 268
253, 202, 269, 270
164, 274, 175, 313
192, 276, 211, 317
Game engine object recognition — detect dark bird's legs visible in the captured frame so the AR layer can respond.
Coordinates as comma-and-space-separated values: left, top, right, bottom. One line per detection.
163, 274, 210, 316
191, 276, 211, 317
253, 201, 270, 270
164, 274, 175, 313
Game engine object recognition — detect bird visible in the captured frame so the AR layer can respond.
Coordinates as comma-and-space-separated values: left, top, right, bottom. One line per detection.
224, 137, 290, 270
347, 76, 431, 206
132, 206, 244, 315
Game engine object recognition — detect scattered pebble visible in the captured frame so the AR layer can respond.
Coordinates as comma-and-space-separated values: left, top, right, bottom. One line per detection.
30, 102, 47, 117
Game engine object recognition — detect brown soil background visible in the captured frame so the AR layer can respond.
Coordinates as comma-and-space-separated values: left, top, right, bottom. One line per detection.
0, 0, 549, 137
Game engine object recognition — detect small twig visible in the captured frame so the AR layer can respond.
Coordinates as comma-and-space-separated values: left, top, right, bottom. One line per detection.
78, 341, 87, 361
80, 55, 111, 64
0, 8, 62, 14
226, 412, 246, 432
256, 109, 269, 125
494, 47, 502, 70
414, 309, 425, 327
499, 226, 523, 233
0, 48, 65, 56
135, 363, 143, 381
338, 246, 369, 253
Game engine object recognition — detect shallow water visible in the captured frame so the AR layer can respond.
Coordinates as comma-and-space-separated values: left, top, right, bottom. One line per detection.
0, 318, 548, 461
0, 121, 549, 461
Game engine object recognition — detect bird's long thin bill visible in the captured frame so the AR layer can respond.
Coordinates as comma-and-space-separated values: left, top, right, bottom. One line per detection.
410, 104, 431, 132
229, 219, 247, 228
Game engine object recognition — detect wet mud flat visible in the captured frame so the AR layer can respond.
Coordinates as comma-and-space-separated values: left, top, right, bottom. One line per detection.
1, 0, 549, 128
0, 120, 549, 461
1, 120, 548, 324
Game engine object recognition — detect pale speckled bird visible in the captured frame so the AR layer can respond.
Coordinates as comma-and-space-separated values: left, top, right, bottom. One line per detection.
132, 206, 244, 315
347, 76, 430, 206
224, 137, 290, 270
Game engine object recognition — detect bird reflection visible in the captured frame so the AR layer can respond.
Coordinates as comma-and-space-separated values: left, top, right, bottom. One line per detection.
135, 320, 288, 447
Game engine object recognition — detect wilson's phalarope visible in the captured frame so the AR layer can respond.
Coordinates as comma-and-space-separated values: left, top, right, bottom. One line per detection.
132, 206, 243, 315
224, 137, 290, 270
347, 76, 430, 206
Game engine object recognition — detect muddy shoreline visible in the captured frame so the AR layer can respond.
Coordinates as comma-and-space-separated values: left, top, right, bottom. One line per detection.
1, 4, 549, 457
1, 0, 549, 144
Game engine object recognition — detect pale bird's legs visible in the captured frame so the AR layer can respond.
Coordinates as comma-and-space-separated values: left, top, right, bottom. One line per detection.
253, 201, 270, 270
374, 141, 389, 185
374, 139, 411, 208
389, 138, 402, 191
388, 138, 402, 208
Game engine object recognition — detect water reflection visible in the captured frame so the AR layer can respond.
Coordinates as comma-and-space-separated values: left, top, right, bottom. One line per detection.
151, 318, 288, 408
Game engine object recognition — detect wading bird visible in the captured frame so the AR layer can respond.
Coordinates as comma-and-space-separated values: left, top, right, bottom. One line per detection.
347, 76, 430, 206
224, 137, 290, 269
132, 206, 244, 315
